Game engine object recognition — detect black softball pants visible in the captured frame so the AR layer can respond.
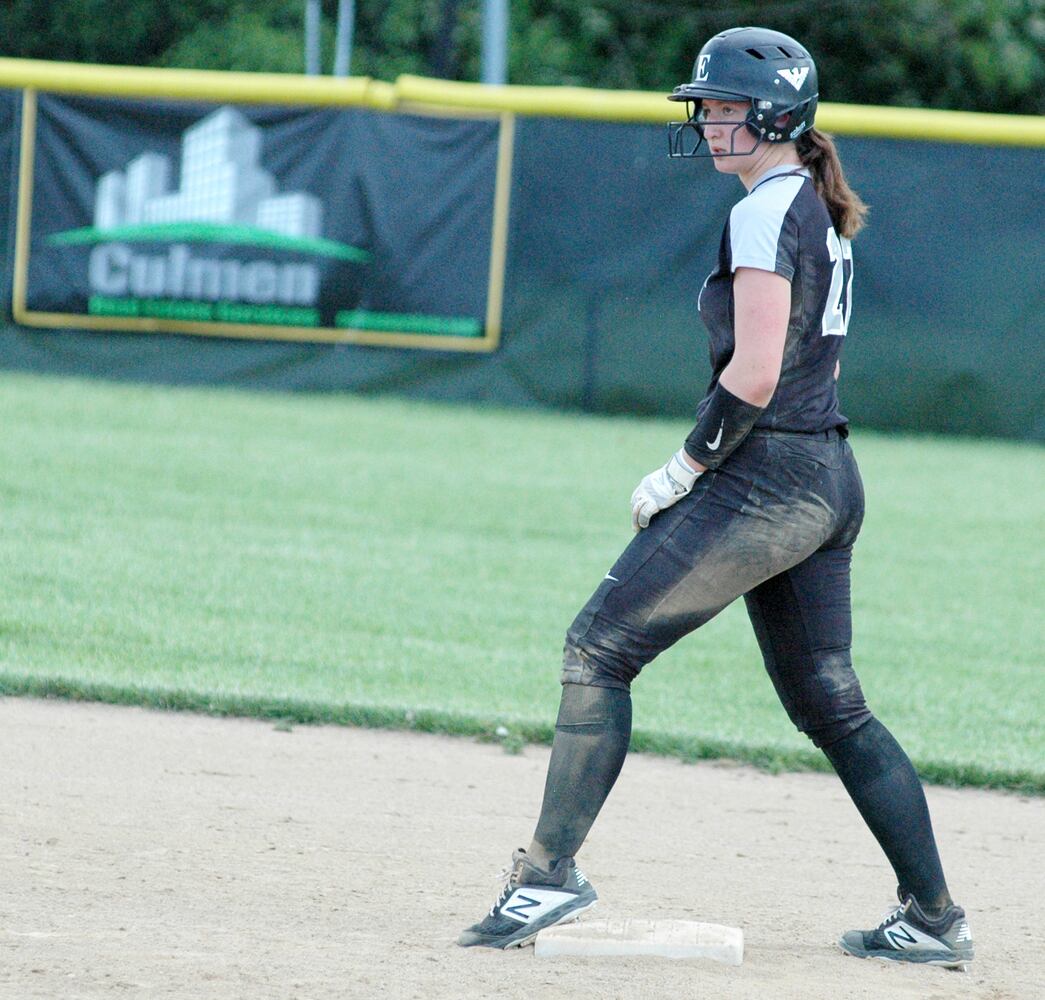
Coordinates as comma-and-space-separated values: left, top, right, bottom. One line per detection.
561, 428, 871, 747
536, 430, 953, 909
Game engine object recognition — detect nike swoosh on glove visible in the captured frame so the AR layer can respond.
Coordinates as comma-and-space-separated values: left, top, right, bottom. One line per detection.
630, 449, 702, 531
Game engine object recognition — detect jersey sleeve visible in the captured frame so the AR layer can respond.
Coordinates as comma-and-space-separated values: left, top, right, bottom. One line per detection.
728, 182, 802, 281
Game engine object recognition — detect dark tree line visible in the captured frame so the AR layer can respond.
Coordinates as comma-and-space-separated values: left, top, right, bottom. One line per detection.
1, 1, 1042, 114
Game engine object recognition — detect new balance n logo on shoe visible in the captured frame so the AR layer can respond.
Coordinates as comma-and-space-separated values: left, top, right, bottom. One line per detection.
885, 924, 917, 949
500, 888, 578, 925
503, 894, 541, 920
884, 921, 951, 951
458, 851, 599, 949
956, 922, 972, 943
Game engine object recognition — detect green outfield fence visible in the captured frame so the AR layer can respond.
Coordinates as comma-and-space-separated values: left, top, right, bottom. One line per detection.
0, 58, 1043, 437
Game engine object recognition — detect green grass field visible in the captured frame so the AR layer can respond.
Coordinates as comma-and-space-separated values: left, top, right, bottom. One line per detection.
0, 371, 1041, 791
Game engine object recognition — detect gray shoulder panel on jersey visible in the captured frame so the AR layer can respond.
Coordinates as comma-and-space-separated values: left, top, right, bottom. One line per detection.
728, 174, 807, 280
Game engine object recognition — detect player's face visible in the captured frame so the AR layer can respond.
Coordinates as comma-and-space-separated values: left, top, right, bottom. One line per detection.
699, 98, 760, 170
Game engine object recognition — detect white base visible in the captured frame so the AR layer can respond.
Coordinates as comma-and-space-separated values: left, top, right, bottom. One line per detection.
534, 918, 743, 965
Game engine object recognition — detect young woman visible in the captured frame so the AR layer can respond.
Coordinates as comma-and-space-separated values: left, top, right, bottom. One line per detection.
458, 27, 973, 968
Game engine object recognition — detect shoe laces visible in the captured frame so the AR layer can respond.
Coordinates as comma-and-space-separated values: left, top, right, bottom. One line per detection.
874, 902, 906, 931
488, 864, 517, 917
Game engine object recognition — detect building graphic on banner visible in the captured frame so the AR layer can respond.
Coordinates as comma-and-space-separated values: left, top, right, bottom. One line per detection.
93, 107, 323, 239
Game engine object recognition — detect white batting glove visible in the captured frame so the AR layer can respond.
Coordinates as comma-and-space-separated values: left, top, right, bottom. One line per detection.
630, 449, 703, 531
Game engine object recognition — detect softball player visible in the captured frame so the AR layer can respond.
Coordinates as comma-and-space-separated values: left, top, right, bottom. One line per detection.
459, 27, 973, 968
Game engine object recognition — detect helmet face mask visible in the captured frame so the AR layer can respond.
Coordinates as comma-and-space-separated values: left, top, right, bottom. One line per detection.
667, 27, 818, 159
669, 99, 775, 158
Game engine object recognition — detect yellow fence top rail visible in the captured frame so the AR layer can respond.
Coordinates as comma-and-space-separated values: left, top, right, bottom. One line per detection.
0, 57, 1041, 147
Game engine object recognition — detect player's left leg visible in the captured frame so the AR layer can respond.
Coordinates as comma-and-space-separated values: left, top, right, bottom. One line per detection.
744, 545, 973, 965
455, 683, 622, 948
457, 476, 738, 949
458, 432, 838, 948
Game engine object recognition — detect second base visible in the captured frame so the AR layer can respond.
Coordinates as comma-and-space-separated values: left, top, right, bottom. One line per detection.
534, 918, 743, 964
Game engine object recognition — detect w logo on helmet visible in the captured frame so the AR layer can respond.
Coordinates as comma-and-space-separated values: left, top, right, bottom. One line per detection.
777, 67, 810, 90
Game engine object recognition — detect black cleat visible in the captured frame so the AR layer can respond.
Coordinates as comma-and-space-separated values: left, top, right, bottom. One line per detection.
457, 848, 598, 949
840, 892, 973, 968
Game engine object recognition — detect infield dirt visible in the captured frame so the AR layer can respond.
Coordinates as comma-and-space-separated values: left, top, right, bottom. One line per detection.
1, 697, 1040, 999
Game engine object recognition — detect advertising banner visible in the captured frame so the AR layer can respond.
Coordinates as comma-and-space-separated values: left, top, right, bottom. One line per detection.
12, 93, 510, 351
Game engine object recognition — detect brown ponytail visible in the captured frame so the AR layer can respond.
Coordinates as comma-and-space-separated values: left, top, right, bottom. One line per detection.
796, 129, 868, 239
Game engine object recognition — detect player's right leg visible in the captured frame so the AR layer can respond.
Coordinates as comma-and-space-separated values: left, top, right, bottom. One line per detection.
743, 513, 972, 963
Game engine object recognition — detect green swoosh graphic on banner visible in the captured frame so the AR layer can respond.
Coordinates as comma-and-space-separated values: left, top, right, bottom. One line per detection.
46, 223, 372, 263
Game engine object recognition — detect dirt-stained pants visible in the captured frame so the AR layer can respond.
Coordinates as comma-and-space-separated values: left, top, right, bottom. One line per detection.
561, 428, 871, 749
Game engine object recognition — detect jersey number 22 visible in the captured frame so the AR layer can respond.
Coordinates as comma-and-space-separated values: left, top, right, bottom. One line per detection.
822, 228, 853, 337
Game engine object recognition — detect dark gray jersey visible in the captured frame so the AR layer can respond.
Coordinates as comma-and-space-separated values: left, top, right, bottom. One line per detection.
696, 164, 853, 432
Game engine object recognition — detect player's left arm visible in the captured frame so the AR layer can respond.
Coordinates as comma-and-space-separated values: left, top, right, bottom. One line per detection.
631, 267, 789, 529
720, 266, 789, 405
680, 266, 790, 472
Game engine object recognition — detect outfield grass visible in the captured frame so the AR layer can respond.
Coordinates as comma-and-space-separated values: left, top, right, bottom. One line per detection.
0, 371, 1041, 791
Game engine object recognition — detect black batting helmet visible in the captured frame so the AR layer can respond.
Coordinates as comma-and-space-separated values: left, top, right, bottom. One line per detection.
667, 27, 819, 157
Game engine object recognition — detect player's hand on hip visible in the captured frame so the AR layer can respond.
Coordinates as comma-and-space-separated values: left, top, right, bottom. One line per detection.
630, 449, 703, 531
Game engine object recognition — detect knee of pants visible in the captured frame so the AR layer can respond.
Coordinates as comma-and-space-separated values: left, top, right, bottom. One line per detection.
801, 707, 873, 749
560, 631, 638, 692
776, 652, 873, 749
